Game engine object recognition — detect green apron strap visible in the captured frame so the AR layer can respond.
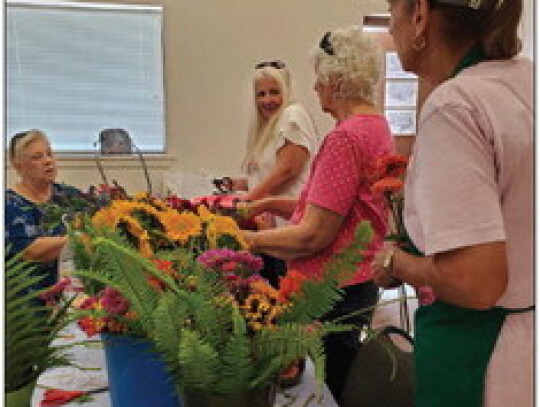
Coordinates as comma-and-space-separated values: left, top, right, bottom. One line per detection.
414, 301, 507, 407
450, 45, 488, 78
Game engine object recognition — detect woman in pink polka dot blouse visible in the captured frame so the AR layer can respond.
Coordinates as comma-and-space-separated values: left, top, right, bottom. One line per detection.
243, 25, 394, 403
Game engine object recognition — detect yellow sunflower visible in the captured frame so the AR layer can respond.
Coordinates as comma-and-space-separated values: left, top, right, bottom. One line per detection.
158, 210, 203, 244
92, 207, 121, 228
205, 214, 248, 250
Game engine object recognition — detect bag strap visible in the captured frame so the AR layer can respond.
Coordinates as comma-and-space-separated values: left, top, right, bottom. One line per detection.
380, 325, 414, 346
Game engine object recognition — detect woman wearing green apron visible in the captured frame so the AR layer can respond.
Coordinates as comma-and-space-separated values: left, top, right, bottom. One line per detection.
372, 1, 533, 406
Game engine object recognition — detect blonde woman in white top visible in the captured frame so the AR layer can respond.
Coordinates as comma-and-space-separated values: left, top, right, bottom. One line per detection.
229, 60, 319, 206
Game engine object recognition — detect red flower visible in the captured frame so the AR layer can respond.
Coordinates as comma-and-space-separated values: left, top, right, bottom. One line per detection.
371, 177, 404, 194
40, 389, 85, 406
152, 259, 174, 271
39, 277, 71, 305
278, 270, 308, 302
148, 259, 178, 291
101, 287, 129, 315
77, 316, 103, 337
375, 154, 408, 179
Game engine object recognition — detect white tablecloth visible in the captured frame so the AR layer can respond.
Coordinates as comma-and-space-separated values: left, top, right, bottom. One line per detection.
32, 323, 338, 407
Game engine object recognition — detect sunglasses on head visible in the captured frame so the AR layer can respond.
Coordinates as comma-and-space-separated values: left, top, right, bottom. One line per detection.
9, 131, 30, 158
255, 60, 286, 70
319, 32, 334, 56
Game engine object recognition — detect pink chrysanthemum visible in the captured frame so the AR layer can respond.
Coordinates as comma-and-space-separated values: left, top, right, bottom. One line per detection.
197, 248, 263, 277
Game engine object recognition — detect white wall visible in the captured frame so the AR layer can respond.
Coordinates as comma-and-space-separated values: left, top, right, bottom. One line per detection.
6, 0, 388, 193
7, 0, 534, 194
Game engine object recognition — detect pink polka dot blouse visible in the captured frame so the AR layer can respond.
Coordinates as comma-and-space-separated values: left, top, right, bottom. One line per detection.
289, 114, 393, 286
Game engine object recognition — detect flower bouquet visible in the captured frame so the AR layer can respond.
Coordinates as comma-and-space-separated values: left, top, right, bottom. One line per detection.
370, 154, 419, 256
370, 153, 424, 327
67, 189, 375, 406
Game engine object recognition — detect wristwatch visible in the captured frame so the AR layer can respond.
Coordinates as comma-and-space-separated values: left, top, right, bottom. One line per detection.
382, 249, 394, 275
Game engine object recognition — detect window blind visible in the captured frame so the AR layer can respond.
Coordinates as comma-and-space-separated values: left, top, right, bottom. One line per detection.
7, 1, 165, 153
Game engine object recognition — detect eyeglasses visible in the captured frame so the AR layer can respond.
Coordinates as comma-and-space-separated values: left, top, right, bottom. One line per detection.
319, 32, 334, 56
255, 60, 286, 70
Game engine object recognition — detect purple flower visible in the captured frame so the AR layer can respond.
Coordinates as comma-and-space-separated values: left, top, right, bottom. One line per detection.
101, 287, 130, 315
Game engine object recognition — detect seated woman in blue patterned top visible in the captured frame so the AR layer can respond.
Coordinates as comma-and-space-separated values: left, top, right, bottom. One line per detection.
5, 129, 82, 292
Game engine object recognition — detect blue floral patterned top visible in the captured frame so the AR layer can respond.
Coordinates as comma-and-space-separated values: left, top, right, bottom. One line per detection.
5, 183, 82, 291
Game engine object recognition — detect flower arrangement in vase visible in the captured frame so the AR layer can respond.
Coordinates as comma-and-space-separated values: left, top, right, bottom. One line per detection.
66, 190, 375, 406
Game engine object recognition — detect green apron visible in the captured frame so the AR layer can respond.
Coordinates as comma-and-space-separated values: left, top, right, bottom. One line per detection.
413, 46, 534, 407
415, 302, 527, 407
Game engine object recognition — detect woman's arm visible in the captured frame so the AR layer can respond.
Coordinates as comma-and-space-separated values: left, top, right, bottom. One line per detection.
373, 241, 508, 310
244, 203, 344, 260
244, 196, 298, 220
243, 141, 309, 201
23, 235, 68, 263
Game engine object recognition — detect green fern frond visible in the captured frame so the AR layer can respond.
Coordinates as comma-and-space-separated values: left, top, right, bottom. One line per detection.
79, 237, 164, 333
6, 254, 73, 391
279, 280, 343, 324
151, 293, 187, 380
279, 221, 373, 323
249, 356, 282, 389
217, 330, 252, 392
177, 329, 220, 390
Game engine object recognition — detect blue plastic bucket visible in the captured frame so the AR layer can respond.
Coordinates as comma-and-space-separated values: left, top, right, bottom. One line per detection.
102, 333, 182, 407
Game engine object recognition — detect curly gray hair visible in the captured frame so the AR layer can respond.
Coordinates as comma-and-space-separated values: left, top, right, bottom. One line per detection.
310, 25, 381, 104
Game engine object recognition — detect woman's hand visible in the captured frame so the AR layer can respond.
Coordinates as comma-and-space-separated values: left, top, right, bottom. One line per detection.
239, 198, 270, 218
372, 242, 402, 289
229, 177, 249, 192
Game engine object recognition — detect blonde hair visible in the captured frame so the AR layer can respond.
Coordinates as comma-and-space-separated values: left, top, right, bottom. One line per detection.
9, 129, 49, 161
242, 65, 295, 169
310, 25, 381, 104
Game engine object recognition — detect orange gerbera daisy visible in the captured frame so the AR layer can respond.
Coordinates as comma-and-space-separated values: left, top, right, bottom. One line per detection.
371, 177, 404, 194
